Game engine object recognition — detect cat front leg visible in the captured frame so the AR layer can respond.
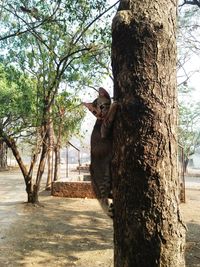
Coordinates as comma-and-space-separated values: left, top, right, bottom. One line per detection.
101, 101, 118, 138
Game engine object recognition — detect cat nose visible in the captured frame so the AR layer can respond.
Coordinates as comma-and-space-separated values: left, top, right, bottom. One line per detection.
100, 105, 104, 110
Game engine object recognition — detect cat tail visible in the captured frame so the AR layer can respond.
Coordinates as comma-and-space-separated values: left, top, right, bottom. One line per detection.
91, 179, 113, 219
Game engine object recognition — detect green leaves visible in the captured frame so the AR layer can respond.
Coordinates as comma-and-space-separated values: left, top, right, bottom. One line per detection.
53, 90, 85, 143
0, 63, 37, 136
178, 85, 200, 156
0, 0, 115, 146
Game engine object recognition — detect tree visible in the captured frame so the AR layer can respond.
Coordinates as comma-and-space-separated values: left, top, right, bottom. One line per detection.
180, 0, 200, 8
0, 62, 84, 202
0, 139, 8, 169
52, 92, 84, 181
177, 2, 200, 171
177, 2, 200, 86
178, 85, 200, 171
0, 0, 117, 202
111, 0, 186, 266
0, 63, 40, 200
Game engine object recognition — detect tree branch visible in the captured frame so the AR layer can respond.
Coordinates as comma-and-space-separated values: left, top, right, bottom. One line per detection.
179, 0, 200, 7
0, 3, 60, 43
73, 0, 120, 46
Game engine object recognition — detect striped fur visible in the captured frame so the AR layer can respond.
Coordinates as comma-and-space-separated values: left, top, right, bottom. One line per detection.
83, 88, 117, 217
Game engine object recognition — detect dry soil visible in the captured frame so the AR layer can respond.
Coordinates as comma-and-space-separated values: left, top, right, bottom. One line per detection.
0, 169, 200, 267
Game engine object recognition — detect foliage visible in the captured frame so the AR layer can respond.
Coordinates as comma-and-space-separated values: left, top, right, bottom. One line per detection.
178, 85, 200, 157
0, 0, 117, 202
0, 0, 115, 89
177, 2, 200, 159
0, 0, 117, 139
177, 2, 200, 83
0, 0, 116, 138
53, 91, 85, 143
0, 63, 37, 139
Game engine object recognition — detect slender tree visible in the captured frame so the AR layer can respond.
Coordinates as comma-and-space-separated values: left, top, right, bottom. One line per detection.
177, 1, 200, 86
0, 0, 117, 202
112, 0, 186, 266
180, 0, 200, 8
178, 86, 200, 171
0, 140, 8, 169
0, 62, 84, 202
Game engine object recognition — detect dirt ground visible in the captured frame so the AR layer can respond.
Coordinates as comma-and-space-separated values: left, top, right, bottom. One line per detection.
0, 169, 200, 267
181, 188, 200, 267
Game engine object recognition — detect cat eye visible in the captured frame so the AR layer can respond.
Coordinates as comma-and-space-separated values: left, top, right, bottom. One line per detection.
100, 105, 104, 110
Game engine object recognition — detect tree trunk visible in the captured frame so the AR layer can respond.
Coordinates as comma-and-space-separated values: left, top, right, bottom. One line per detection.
54, 145, 61, 181
46, 108, 54, 190
35, 133, 48, 195
0, 140, 8, 169
46, 149, 53, 189
35, 102, 51, 197
0, 106, 50, 204
111, 1, 186, 266
184, 156, 189, 173
2, 135, 35, 202
53, 110, 63, 181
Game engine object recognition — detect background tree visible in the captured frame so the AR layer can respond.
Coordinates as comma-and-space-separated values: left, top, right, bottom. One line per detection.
0, 0, 117, 202
0, 140, 8, 169
180, 0, 200, 8
0, 63, 39, 197
177, 2, 200, 85
0, 61, 85, 201
177, 1, 200, 171
178, 85, 200, 171
52, 92, 83, 180
111, 0, 185, 266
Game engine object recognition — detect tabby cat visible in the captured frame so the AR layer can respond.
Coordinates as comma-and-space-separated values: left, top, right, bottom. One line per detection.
83, 87, 117, 217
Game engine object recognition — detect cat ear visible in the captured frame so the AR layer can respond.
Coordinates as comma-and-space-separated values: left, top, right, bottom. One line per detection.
99, 87, 110, 99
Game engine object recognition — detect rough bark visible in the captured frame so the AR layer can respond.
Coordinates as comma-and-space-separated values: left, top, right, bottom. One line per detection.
111, 1, 186, 266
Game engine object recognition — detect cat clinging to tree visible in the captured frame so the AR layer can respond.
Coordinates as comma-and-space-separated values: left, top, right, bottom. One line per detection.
83, 87, 117, 218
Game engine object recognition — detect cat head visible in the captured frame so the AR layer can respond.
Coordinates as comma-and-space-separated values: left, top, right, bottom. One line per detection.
83, 87, 111, 120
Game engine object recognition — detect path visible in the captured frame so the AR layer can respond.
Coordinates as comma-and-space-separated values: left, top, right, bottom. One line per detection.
0, 169, 113, 267
181, 182, 200, 267
0, 169, 200, 266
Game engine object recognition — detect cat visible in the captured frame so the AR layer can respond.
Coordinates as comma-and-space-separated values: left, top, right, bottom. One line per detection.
83, 87, 117, 218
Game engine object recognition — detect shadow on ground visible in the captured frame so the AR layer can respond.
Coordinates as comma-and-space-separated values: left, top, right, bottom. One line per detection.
0, 193, 113, 267
185, 223, 200, 267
